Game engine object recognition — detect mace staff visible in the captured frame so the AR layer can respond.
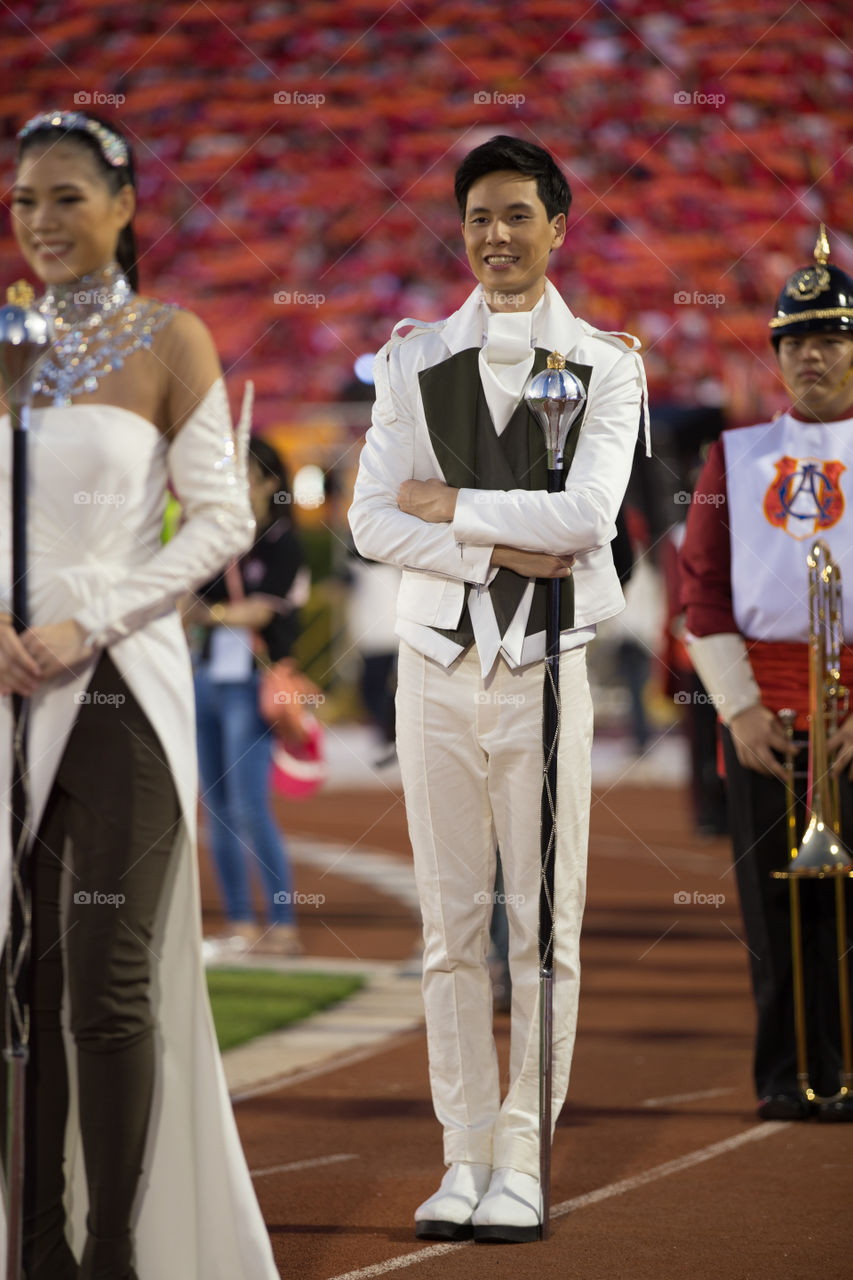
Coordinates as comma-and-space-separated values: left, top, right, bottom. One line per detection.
0, 280, 53, 1280
523, 351, 586, 1241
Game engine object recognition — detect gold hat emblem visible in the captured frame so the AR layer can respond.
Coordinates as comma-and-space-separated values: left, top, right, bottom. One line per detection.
784, 224, 833, 302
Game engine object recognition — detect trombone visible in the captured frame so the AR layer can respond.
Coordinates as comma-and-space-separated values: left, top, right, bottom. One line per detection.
774, 539, 853, 1108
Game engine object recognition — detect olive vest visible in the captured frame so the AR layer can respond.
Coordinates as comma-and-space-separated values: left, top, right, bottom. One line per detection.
417, 347, 592, 649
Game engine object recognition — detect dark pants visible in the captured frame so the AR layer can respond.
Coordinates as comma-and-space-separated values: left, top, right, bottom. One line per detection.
721, 727, 853, 1100
2, 653, 179, 1280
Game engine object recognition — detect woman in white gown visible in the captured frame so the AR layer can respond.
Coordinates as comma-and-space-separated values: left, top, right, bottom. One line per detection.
0, 111, 280, 1279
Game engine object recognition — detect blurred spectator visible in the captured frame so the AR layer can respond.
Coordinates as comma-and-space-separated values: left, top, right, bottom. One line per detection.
188, 439, 309, 956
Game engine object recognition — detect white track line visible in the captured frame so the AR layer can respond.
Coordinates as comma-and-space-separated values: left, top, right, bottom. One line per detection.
642, 1087, 733, 1108
251, 1153, 359, 1179
323, 1122, 787, 1280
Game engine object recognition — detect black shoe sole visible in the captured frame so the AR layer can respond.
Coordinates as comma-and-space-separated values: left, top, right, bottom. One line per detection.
756, 1098, 812, 1121
415, 1219, 474, 1241
817, 1101, 853, 1123
473, 1223, 541, 1243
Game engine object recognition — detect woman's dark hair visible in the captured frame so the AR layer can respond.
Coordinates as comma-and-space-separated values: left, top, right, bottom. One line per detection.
454, 135, 571, 224
249, 437, 293, 525
17, 113, 139, 290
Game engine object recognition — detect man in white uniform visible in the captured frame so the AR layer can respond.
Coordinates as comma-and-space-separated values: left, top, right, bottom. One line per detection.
349, 135, 646, 1241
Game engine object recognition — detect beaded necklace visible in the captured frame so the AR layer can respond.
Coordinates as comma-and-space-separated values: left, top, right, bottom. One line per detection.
33, 262, 174, 406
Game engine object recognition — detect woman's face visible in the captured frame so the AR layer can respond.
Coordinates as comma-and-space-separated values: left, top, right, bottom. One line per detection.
11, 139, 135, 285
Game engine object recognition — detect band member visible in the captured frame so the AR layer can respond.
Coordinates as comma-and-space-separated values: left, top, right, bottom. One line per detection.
0, 111, 279, 1277
680, 227, 853, 1122
349, 135, 647, 1241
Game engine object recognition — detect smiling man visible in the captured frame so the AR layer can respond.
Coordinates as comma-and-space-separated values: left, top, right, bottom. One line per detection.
680, 227, 853, 1122
349, 135, 647, 1242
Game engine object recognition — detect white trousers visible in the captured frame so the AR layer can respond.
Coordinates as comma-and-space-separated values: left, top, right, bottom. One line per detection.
395, 640, 593, 1177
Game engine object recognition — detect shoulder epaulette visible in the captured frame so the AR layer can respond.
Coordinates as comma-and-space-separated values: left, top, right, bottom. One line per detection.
388, 316, 447, 348
576, 317, 642, 353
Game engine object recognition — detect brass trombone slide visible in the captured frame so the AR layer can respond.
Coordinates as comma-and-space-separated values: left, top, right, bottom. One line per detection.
774, 540, 853, 1108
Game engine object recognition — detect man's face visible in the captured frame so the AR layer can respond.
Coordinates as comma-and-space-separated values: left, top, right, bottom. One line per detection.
462, 170, 565, 313
776, 332, 853, 421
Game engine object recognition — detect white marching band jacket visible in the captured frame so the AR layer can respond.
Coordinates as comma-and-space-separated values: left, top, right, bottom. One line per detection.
349, 280, 649, 672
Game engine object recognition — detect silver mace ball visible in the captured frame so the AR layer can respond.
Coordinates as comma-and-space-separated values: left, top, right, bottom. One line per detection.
0, 280, 54, 417
524, 350, 586, 472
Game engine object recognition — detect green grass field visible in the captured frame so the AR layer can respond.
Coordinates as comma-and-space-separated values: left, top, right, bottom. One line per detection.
207, 969, 365, 1052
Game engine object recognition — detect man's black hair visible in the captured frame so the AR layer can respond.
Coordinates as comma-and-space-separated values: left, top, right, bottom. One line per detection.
454, 135, 571, 223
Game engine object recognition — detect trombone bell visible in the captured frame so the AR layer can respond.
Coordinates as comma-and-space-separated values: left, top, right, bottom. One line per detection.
785, 817, 853, 876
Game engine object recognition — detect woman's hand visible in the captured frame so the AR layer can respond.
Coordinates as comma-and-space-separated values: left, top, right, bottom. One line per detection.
397, 479, 459, 522
491, 545, 574, 579
19, 620, 95, 681
0, 620, 42, 697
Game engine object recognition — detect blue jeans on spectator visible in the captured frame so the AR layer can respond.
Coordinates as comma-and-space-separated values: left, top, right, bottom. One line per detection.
194, 664, 294, 925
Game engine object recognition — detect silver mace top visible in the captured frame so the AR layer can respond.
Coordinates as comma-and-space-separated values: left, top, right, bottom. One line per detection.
0, 280, 55, 422
524, 350, 587, 472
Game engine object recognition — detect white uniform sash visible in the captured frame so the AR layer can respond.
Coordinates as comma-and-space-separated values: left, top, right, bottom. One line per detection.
724, 411, 853, 641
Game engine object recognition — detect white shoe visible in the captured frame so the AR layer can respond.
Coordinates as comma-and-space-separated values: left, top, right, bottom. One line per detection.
471, 1167, 541, 1243
414, 1162, 492, 1240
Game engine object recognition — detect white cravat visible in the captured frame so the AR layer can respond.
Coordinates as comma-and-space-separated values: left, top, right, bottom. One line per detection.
397, 292, 594, 671
470, 298, 544, 673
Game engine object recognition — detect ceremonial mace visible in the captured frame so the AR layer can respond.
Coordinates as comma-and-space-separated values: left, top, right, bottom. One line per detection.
0, 281, 53, 1280
523, 352, 586, 1240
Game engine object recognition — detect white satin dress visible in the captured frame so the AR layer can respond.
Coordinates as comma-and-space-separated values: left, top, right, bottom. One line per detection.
0, 379, 280, 1278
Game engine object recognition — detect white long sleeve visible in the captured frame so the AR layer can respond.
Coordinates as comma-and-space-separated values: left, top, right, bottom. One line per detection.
348, 343, 494, 585
451, 346, 643, 554
74, 379, 255, 648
